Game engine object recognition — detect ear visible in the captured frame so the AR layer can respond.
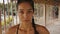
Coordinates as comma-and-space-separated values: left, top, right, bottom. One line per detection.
33, 14, 34, 16
32, 12, 34, 16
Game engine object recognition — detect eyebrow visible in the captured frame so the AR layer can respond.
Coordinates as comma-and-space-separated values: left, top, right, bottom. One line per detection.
19, 8, 33, 10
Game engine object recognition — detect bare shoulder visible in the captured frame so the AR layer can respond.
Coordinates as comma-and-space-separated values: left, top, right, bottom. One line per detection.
36, 24, 50, 34
5, 24, 19, 34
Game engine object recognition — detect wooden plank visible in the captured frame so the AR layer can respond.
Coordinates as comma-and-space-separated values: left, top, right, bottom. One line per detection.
3, 0, 6, 33
0, 10, 2, 34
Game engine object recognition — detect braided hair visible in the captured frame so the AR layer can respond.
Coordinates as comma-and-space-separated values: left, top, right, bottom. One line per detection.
17, 0, 39, 34
32, 18, 39, 34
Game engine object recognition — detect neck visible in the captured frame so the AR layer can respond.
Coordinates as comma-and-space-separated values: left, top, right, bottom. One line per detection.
19, 21, 33, 31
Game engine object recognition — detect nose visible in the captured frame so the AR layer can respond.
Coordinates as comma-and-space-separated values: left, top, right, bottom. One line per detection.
24, 13, 28, 18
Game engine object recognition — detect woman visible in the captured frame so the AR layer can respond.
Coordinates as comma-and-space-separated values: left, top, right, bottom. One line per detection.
6, 0, 50, 34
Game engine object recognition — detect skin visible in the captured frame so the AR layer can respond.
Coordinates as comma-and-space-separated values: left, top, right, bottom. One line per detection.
6, 2, 50, 34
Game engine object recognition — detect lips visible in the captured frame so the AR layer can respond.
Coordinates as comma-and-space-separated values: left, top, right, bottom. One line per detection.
25, 20, 29, 21
24, 20, 30, 21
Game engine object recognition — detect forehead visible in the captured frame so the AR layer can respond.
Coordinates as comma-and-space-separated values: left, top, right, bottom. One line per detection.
18, 2, 32, 10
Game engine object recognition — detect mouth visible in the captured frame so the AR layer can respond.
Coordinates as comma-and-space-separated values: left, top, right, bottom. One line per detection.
24, 20, 30, 21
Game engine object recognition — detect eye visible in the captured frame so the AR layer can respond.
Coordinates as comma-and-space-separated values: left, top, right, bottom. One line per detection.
19, 10, 24, 14
28, 10, 33, 13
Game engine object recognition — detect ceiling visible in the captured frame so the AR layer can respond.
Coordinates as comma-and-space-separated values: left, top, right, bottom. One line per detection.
11, 0, 60, 5
34, 0, 60, 5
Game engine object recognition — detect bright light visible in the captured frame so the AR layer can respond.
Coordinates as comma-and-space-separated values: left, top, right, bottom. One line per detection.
0, 0, 10, 4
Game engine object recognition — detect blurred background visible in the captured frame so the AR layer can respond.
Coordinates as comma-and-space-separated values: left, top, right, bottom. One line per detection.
0, 0, 60, 34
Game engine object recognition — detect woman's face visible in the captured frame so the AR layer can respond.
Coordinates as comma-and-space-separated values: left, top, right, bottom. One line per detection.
18, 2, 34, 22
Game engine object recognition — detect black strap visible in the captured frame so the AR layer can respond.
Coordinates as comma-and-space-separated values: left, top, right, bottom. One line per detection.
16, 24, 20, 34
16, 24, 39, 34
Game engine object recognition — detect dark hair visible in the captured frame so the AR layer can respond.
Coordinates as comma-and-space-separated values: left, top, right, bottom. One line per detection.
17, 0, 39, 34
17, 0, 34, 11
32, 17, 39, 34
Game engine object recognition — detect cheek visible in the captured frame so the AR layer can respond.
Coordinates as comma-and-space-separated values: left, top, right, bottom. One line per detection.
18, 13, 23, 19
28, 13, 33, 19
